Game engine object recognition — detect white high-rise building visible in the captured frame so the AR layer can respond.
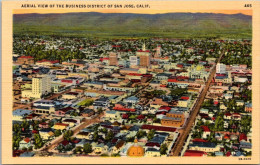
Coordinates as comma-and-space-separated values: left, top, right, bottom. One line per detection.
216, 63, 226, 74
32, 75, 51, 96
130, 56, 139, 67
22, 75, 52, 99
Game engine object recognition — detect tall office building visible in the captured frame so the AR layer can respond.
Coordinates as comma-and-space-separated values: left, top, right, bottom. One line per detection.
32, 75, 52, 98
136, 43, 151, 67
109, 52, 118, 66
130, 56, 139, 67
22, 75, 51, 99
216, 63, 226, 74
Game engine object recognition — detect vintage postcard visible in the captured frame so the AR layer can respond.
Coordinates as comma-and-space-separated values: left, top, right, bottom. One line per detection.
1, 0, 260, 164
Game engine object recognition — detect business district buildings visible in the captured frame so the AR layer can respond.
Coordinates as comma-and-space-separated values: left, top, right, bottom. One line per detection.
12, 38, 252, 157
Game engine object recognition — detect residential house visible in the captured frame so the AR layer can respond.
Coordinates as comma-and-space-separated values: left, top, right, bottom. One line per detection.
13, 109, 33, 121
53, 123, 69, 130
93, 97, 110, 110
215, 133, 223, 141
200, 108, 209, 114
63, 119, 78, 127
126, 125, 140, 138
75, 139, 92, 148
245, 102, 252, 112
145, 148, 161, 157
150, 98, 169, 109
83, 81, 103, 90
19, 152, 35, 157
76, 132, 92, 140
189, 141, 220, 152
239, 141, 252, 152
177, 95, 191, 108
219, 102, 227, 110
184, 150, 207, 157
17, 56, 34, 65
124, 96, 139, 105
105, 111, 120, 120
232, 113, 241, 121
236, 100, 245, 106
108, 95, 122, 104
224, 93, 233, 100
39, 122, 49, 129
161, 110, 185, 127
19, 137, 32, 149
93, 143, 108, 154
81, 109, 95, 117
201, 126, 211, 139
224, 112, 232, 120
55, 107, 75, 117
110, 140, 125, 155
39, 129, 54, 140
62, 92, 81, 100
214, 151, 224, 156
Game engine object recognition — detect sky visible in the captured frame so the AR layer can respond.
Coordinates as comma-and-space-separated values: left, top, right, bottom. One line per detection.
13, 9, 252, 16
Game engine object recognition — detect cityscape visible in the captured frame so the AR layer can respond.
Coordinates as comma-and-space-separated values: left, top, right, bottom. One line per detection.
12, 12, 252, 158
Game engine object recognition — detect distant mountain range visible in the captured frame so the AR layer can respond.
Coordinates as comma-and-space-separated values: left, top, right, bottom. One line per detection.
13, 12, 252, 39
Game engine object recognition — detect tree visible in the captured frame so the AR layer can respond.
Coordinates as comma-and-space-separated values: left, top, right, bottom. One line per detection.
129, 115, 137, 120
197, 119, 203, 126
78, 99, 94, 107
22, 147, 27, 151
12, 133, 22, 150
83, 143, 92, 154
63, 130, 73, 141
21, 120, 30, 131
105, 130, 114, 142
160, 144, 168, 155
100, 128, 108, 134
147, 129, 155, 140
153, 117, 161, 123
54, 129, 62, 137
202, 99, 214, 107
13, 124, 21, 133
74, 146, 83, 154
28, 146, 33, 151
136, 130, 146, 139
170, 87, 187, 97
93, 131, 99, 142
111, 153, 121, 157
70, 111, 79, 117
214, 115, 224, 131
65, 143, 74, 151
32, 120, 39, 130
57, 144, 64, 153
92, 124, 100, 131
97, 108, 103, 114
100, 153, 109, 157
240, 115, 251, 133
34, 134, 43, 149
48, 121, 54, 128
151, 90, 167, 97
126, 136, 135, 142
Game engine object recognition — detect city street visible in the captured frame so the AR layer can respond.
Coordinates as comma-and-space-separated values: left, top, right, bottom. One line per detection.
39, 113, 104, 153
169, 51, 225, 156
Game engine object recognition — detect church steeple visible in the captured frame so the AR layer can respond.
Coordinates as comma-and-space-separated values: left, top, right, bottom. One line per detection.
142, 43, 146, 51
